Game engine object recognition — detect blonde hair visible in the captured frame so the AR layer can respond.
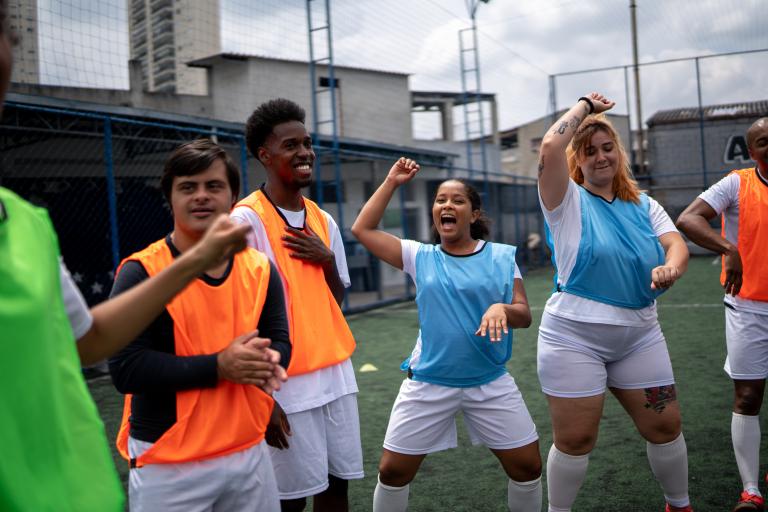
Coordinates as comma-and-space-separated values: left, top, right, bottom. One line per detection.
565, 114, 640, 203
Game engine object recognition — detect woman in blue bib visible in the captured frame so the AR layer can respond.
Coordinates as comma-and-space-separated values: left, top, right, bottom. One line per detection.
537, 93, 692, 512
352, 158, 542, 512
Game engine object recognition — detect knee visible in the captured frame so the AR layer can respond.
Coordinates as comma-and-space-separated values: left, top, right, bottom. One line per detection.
640, 416, 682, 444
734, 387, 764, 415
280, 497, 307, 512
378, 461, 416, 488
324, 475, 348, 497
555, 433, 597, 455
513, 458, 542, 482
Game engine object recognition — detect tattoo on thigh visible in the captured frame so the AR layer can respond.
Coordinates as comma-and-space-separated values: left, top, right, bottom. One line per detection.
644, 385, 677, 414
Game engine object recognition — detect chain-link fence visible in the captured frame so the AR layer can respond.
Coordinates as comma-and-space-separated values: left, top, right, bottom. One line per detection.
0, 101, 549, 312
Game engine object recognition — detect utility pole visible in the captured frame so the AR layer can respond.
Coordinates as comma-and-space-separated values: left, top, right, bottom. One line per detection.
629, 0, 645, 174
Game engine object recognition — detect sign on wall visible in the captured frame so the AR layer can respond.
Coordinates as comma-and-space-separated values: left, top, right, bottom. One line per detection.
724, 135, 754, 164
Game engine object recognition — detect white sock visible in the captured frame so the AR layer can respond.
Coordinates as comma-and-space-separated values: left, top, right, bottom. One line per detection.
508, 477, 542, 512
373, 475, 409, 512
647, 432, 690, 508
732, 412, 762, 495
546, 444, 590, 512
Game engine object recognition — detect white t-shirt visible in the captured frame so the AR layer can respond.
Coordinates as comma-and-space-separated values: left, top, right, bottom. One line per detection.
60, 259, 93, 340
699, 170, 768, 315
231, 203, 358, 414
401, 239, 523, 370
539, 180, 678, 326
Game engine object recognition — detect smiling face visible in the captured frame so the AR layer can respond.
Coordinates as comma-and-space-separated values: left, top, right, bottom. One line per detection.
578, 129, 618, 191
170, 158, 235, 240
432, 180, 480, 244
258, 120, 315, 191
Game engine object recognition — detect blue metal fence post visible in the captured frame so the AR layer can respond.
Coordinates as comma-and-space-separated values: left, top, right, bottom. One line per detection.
103, 116, 120, 270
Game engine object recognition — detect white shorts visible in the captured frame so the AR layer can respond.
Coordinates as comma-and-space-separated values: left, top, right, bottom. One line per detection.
269, 393, 364, 500
383, 373, 538, 455
724, 306, 768, 380
127, 438, 279, 512
537, 311, 675, 398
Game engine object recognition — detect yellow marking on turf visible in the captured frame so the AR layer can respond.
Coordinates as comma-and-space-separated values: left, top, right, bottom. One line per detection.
359, 363, 378, 372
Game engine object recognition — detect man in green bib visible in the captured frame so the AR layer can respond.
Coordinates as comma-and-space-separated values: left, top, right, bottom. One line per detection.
0, 4, 256, 508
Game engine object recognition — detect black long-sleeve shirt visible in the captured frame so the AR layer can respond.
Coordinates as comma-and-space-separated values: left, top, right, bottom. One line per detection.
108, 235, 290, 443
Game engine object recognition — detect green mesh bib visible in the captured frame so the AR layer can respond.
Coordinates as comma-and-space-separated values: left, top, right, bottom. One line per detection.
0, 187, 123, 511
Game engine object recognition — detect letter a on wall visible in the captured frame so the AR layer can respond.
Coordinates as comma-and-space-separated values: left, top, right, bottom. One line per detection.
724, 135, 751, 164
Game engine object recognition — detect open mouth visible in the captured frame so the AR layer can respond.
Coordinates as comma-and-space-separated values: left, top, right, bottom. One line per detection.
293, 162, 313, 173
440, 214, 457, 227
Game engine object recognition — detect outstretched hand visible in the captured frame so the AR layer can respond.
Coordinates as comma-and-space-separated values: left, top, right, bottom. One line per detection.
385, 157, 420, 187
583, 92, 615, 114
475, 303, 508, 342
190, 214, 251, 271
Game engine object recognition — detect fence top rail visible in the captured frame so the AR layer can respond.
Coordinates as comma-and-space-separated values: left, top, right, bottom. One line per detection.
551, 47, 768, 78
5, 101, 245, 140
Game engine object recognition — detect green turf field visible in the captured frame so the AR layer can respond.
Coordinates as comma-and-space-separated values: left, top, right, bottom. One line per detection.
89, 256, 757, 511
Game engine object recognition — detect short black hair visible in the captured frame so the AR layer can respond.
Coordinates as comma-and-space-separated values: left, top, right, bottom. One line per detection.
245, 98, 306, 161
160, 138, 240, 204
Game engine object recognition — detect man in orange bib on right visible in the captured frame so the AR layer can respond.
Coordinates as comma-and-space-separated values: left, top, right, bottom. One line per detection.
677, 117, 768, 512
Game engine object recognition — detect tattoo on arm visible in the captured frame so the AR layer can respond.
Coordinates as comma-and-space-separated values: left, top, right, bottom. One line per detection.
569, 115, 581, 130
538, 155, 545, 176
643, 385, 677, 414
554, 121, 568, 135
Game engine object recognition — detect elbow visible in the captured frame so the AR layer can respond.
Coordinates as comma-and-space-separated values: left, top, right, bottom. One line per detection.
539, 137, 555, 156
350, 221, 362, 240
521, 313, 533, 329
674, 213, 690, 234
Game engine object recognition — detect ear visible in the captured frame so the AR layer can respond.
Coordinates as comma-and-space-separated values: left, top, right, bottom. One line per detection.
257, 146, 270, 166
470, 209, 480, 223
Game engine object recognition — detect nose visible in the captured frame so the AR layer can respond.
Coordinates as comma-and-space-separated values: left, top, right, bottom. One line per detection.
298, 144, 314, 159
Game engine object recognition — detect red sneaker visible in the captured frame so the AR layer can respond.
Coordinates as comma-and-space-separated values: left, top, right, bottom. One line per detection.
733, 491, 765, 511
665, 504, 693, 512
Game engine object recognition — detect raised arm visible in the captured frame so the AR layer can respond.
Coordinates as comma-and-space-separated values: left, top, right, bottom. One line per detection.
77, 215, 249, 365
538, 93, 615, 210
350, 157, 419, 269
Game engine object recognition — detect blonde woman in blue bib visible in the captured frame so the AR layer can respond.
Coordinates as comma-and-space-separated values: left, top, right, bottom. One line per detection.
352, 158, 542, 512
537, 93, 691, 512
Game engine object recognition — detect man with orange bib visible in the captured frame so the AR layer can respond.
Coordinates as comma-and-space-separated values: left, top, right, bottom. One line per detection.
232, 98, 362, 512
109, 139, 291, 511
677, 117, 768, 512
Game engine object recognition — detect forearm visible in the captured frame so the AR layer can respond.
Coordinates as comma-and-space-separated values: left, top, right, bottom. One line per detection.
541, 99, 591, 154
665, 237, 689, 276
502, 303, 532, 329
109, 350, 218, 394
80, 251, 208, 364
323, 257, 345, 305
351, 178, 398, 236
677, 214, 735, 255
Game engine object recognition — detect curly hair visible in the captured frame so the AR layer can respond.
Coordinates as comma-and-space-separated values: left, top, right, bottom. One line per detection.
431, 179, 491, 244
566, 114, 640, 203
245, 98, 306, 161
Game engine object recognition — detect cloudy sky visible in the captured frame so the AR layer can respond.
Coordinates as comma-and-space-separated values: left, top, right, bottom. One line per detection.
32, 0, 767, 136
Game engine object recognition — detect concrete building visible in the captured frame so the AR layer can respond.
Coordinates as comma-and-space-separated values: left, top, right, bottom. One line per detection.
8, 0, 39, 85
129, 0, 220, 95
646, 99, 768, 218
